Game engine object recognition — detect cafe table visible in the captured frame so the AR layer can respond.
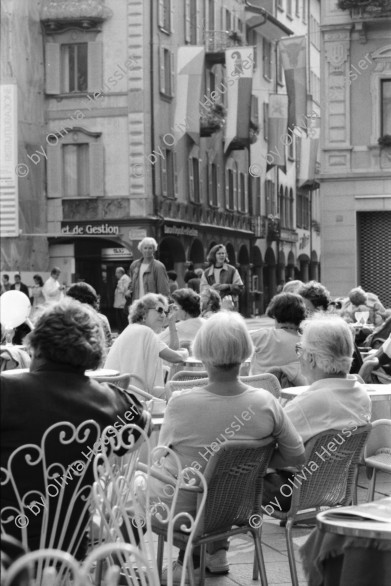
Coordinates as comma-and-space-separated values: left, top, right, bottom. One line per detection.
299, 499, 391, 586
281, 383, 391, 421
2, 367, 120, 378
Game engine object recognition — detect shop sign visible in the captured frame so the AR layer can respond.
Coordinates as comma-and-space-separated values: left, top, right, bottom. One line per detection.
101, 248, 133, 260
128, 228, 147, 240
61, 223, 119, 235
164, 225, 198, 237
280, 229, 299, 243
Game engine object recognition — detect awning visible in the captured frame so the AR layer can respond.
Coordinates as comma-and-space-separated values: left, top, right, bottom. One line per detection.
244, 1, 293, 41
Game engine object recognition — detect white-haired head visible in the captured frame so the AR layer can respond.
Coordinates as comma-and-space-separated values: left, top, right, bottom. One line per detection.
193, 311, 253, 369
301, 313, 354, 375
137, 237, 158, 253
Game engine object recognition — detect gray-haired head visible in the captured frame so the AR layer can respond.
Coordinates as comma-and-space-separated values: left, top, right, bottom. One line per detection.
300, 313, 354, 375
193, 311, 253, 369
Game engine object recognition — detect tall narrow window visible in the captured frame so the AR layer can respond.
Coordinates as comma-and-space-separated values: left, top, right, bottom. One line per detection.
286, 0, 293, 17
161, 148, 177, 197
263, 38, 272, 80
228, 170, 234, 209
239, 172, 247, 212
159, 48, 174, 96
208, 0, 215, 30
263, 102, 269, 140
63, 144, 89, 197
225, 9, 231, 30
158, 0, 172, 33
208, 162, 218, 207
61, 44, 87, 93
381, 79, 391, 135
189, 151, 201, 204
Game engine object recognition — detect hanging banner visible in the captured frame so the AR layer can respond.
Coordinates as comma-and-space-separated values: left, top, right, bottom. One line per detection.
298, 116, 320, 188
174, 46, 205, 143
224, 47, 254, 151
0, 84, 19, 237
267, 94, 288, 172
279, 36, 307, 130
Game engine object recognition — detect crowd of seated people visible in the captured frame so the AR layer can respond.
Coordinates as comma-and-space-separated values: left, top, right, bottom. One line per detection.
1, 273, 389, 585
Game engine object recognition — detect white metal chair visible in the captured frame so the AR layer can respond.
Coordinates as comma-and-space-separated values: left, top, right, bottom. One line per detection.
363, 419, 391, 501
1, 420, 101, 559
91, 373, 131, 390
2, 548, 83, 586
91, 420, 207, 586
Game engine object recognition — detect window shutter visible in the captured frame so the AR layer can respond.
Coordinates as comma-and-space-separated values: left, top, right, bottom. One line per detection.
87, 42, 103, 92
159, 47, 165, 93
196, 0, 201, 44
158, 0, 164, 28
245, 173, 249, 213
188, 156, 194, 201
89, 142, 104, 196
185, 0, 191, 42
263, 102, 269, 140
161, 149, 168, 195
173, 151, 178, 197
208, 163, 213, 205
45, 43, 61, 95
170, 0, 175, 33
170, 51, 175, 96
47, 144, 63, 198
225, 168, 229, 209
251, 95, 259, 124
234, 165, 238, 211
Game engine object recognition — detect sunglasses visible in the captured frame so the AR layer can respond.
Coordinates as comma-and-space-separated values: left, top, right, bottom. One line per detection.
153, 306, 169, 316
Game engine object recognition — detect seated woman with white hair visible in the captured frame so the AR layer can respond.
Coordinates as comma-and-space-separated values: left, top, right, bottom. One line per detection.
146, 311, 305, 583
104, 293, 188, 397
128, 237, 170, 301
262, 314, 372, 510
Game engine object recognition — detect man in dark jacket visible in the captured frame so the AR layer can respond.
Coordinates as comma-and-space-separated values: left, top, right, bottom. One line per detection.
10, 274, 29, 298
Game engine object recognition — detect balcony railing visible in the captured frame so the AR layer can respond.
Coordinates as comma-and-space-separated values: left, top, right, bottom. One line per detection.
204, 30, 245, 56
338, 0, 391, 18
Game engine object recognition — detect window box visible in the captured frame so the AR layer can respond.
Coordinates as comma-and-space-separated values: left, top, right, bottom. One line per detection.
249, 121, 260, 144
200, 103, 226, 136
378, 134, 391, 147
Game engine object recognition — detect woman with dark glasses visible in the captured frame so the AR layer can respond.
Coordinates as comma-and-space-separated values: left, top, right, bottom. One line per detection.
105, 293, 188, 397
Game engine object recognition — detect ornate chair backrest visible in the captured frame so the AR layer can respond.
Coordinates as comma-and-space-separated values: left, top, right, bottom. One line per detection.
1, 420, 101, 559
2, 548, 83, 586
90, 373, 131, 390
239, 373, 281, 399
92, 421, 208, 586
288, 423, 372, 515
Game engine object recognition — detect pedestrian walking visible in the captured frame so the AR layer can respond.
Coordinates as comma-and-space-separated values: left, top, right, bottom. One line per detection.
128, 237, 170, 301
30, 274, 45, 319
200, 244, 244, 311
42, 267, 65, 303
113, 267, 131, 333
